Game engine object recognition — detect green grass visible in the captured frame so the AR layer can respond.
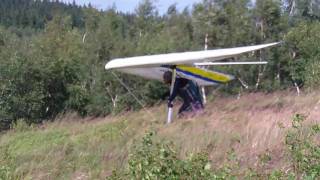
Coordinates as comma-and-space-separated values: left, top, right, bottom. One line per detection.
0, 119, 133, 179
0, 91, 319, 179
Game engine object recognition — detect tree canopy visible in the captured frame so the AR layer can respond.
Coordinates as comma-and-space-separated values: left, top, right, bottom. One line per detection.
1, 0, 320, 129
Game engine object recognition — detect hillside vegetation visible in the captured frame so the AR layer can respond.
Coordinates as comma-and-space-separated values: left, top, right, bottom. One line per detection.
2, 0, 320, 129
1, 91, 319, 179
1, 0, 320, 178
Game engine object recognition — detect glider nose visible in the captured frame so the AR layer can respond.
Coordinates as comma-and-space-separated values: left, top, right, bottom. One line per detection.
105, 61, 116, 70
105, 63, 111, 70
105, 58, 125, 70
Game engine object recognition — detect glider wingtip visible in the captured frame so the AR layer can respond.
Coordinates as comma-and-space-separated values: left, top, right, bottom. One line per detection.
262, 41, 281, 46
272, 41, 284, 46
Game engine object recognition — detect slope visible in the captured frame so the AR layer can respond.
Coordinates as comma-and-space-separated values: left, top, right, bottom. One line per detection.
0, 91, 319, 179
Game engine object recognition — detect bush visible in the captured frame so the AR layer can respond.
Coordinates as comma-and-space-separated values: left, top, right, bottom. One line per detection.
0, 165, 13, 180
11, 119, 33, 132
285, 22, 320, 89
108, 131, 233, 179
285, 114, 320, 179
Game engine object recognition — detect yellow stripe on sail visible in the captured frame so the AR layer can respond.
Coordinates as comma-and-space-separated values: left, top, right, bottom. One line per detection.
177, 65, 233, 83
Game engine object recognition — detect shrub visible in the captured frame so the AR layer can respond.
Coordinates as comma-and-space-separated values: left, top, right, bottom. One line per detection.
11, 119, 33, 132
285, 114, 320, 179
0, 166, 13, 180
108, 131, 233, 179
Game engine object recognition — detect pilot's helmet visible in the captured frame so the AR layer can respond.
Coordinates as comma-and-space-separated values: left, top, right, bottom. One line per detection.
163, 71, 172, 84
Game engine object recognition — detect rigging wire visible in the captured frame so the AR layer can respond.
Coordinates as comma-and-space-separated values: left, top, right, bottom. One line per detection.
238, 77, 249, 89
111, 72, 158, 122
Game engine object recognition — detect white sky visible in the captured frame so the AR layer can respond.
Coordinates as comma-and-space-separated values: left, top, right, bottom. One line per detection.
62, 0, 202, 14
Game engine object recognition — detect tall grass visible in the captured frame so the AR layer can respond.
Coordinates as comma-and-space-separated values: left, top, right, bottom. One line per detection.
0, 91, 319, 179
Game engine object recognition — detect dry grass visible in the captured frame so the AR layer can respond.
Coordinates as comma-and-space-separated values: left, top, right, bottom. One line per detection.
1, 90, 320, 179
156, 90, 320, 171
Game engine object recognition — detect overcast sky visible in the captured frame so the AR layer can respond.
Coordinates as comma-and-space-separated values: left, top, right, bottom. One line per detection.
62, 0, 202, 14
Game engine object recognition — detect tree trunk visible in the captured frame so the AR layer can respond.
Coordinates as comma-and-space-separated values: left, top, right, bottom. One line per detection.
291, 50, 301, 96
106, 87, 118, 108
255, 19, 265, 89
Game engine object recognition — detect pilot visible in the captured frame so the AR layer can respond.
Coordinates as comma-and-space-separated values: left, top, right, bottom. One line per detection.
162, 71, 204, 117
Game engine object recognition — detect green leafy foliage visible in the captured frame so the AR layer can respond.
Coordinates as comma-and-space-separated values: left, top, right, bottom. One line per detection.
285, 22, 320, 88
285, 114, 320, 178
0, 0, 85, 29
109, 131, 235, 179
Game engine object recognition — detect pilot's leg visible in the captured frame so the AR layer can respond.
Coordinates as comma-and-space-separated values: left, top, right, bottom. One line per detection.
188, 100, 204, 117
178, 101, 192, 117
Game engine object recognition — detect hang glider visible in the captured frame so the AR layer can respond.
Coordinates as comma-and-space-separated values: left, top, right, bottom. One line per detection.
105, 42, 280, 86
105, 42, 281, 123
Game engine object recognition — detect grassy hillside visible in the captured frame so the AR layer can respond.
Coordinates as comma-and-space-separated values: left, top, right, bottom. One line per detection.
0, 91, 319, 179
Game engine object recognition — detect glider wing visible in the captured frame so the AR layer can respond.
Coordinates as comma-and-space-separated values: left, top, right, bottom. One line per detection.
118, 65, 234, 86
105, 42, 280, 70
105, 42, 280, 86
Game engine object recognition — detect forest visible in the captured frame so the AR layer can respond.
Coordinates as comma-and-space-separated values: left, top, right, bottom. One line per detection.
1, 0, 320, 129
